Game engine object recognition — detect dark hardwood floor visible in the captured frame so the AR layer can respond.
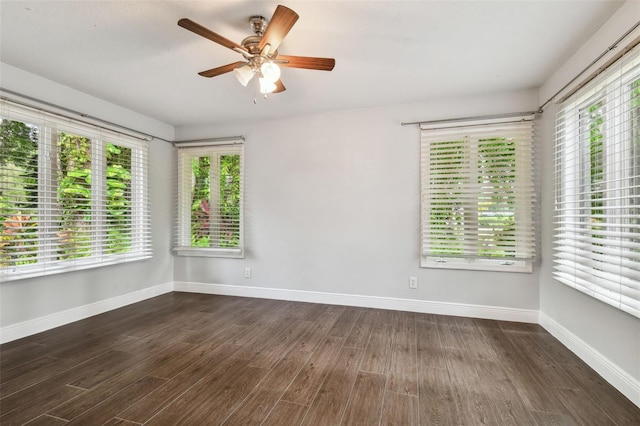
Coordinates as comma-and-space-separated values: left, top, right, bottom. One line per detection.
1, 292, 638, 425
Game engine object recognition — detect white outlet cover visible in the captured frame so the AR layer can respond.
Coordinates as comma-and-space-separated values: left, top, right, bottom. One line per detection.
409, 276, 418, 288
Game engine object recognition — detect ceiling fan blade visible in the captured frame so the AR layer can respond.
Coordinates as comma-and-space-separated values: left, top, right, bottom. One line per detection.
276, 55, 335, 71
273, 79, 286, 93
198, 61, 246, 78
178, 18, 247, 53
258, 5, 299, 53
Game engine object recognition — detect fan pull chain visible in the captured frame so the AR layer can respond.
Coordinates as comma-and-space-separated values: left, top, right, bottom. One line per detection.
253, 75, 258, 104
251, 77, 270, 103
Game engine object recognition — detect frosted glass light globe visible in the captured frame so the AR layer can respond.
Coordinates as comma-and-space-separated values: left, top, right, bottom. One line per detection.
260, 62, 281, 83
259, 77, 277, 94
233, 64, 254, 87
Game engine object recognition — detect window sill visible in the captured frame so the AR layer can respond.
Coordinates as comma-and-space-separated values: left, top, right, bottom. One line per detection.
421, 256, 532, 273
173, 247, 244, 259
1, 253, 153, 282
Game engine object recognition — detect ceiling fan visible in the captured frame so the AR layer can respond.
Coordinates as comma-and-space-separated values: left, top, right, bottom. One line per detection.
178, 5, 335, 95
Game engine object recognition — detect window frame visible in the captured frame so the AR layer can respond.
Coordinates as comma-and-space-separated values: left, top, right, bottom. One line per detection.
554, 44, 640, 318
174, 141, 244, 258
0, 102, 151, 282
420, 117, 536, 273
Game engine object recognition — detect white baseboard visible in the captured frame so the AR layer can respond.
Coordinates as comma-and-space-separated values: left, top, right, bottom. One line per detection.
173, 281, 539, 323
2, 279, 636, 408
539, 312, 640, 408
0, 282, 173, 344
0, 281, 536, 344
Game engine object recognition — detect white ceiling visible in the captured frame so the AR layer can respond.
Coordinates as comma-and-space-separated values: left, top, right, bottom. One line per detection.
0, 1, 625, 127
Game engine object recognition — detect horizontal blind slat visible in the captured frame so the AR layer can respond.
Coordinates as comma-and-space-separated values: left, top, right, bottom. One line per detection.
421, 119, 535, 264
1, 99, 152, 282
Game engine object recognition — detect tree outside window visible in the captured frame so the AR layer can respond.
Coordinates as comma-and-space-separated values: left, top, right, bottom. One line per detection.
0, 106, 150, 281
175, 143, 243, 258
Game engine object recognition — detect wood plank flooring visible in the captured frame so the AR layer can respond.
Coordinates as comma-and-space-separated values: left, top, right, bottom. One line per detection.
1, 292, 638, 425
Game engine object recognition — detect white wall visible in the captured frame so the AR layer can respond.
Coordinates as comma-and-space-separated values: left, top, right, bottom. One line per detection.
0, 64, 175, 329
538, 0, 640, 389
174, 89, 541, 313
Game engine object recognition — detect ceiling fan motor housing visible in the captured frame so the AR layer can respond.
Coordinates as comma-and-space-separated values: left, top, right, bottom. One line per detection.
249, 16, 267, 37
244, 16, 279, 58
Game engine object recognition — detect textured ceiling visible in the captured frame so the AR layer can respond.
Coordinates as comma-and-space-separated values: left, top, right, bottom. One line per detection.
0, 1, 625, 127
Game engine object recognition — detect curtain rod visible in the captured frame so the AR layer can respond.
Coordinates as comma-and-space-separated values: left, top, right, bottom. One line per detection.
401, 111, 536, 127
0, 88, 173, 143
537, 19, 640, 112
173, 136, 245, 147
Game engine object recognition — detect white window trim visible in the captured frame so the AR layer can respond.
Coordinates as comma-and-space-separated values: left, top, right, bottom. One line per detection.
554, 43, 640, 318
0, 101, 152, 282
421, 257, 532, 273
173, 247, 243, 258
420, 116, 536, 273
174, 141, 244, 258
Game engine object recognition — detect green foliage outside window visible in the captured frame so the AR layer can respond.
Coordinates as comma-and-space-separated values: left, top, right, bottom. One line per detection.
1, 119, 133, 267
0, 119, 38, 267
57, 133, 93, 260
105, 143, 132, 254
190, 154, 240, 248
587, 101, 604, 230
57, 134, 133, 259
477, 138, 516, 257
583, 101, 606, 273
429, 139, 466, 256
219, 154, 241, 248
581, 81, 640, 270
190, 156, 211, 247
428, 137, 517, 258
631, 80, 640, 237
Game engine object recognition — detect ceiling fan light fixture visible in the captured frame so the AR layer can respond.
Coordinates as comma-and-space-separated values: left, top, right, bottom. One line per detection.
233, 64, 254, 86
259, 77, 277, 94
179, 5, 335, 97
260, 61, 281, 83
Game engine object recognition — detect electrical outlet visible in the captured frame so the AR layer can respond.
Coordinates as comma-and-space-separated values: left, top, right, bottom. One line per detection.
244, 267, 252, 278
409, 276, 418, 289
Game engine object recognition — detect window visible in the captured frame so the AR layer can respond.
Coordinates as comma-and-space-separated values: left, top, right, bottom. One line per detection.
420, 117, 535, 272
174, 141, 244, 257
554, 44, 640, 318
0, 101, 151, 281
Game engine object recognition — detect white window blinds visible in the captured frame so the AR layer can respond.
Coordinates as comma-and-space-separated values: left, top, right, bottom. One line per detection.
420, 118, 536, 272
174, 142, 244, 258
554, 43, 640, 318
0, 100, 152, 281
